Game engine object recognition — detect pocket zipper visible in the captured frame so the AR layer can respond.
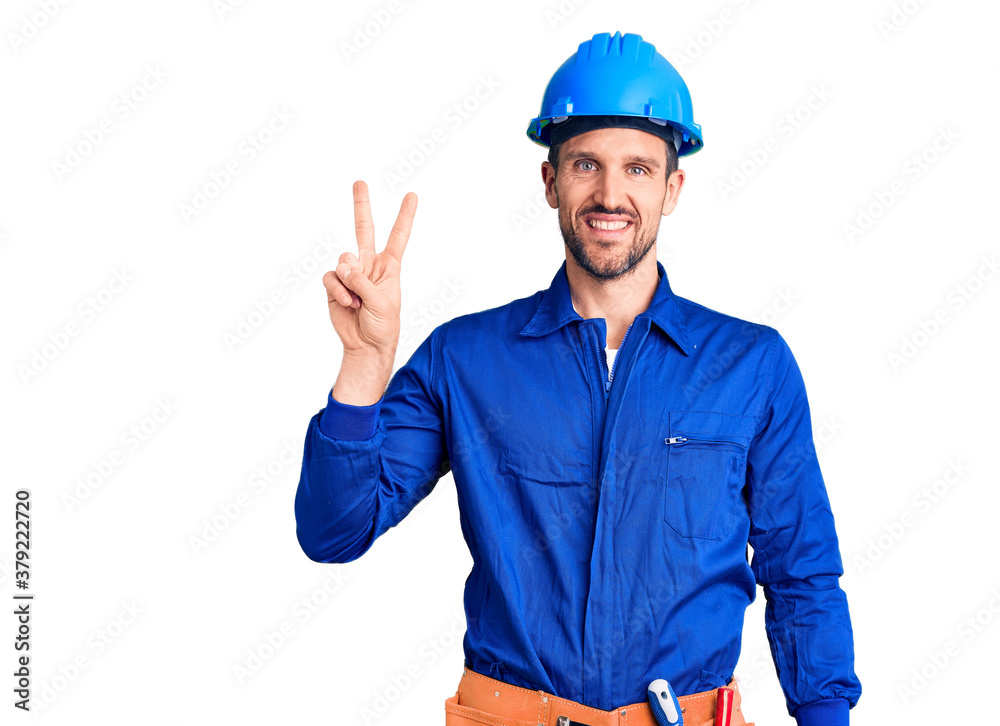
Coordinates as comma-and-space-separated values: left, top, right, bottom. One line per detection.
664, 435, 748, 449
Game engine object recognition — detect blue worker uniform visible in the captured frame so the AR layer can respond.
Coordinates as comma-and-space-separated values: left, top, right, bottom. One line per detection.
294, 259, 862, 725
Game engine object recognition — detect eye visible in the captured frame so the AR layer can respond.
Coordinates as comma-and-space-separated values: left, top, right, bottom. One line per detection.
628, 166, 647, 175
576, 160, 596, 171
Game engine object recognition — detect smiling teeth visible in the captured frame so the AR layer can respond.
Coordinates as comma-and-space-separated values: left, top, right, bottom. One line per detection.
588, 220, 629, 230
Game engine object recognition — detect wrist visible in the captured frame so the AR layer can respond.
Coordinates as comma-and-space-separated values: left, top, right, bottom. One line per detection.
333, 350, 395, 406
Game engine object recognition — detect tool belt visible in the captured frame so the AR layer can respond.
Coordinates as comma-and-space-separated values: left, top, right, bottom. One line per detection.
445, 666, 755, 726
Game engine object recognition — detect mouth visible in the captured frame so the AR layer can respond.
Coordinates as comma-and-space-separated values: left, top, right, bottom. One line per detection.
583, 214, 633, 239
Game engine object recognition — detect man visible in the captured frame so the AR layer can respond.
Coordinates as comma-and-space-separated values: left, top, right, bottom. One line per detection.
295, 31, 861, 726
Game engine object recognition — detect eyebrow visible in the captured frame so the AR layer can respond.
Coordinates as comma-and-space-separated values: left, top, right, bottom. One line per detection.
563, 150, 661, 170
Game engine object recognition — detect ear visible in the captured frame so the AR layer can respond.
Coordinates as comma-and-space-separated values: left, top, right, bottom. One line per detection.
542, 161, 559, 209
661, 168, 685, 216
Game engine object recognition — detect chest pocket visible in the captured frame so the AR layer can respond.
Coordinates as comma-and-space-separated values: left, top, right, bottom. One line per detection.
663, 410, 753, 540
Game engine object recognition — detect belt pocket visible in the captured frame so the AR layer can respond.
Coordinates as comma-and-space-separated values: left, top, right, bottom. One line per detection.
445, 691, 538, 726
663, 411, 751, 540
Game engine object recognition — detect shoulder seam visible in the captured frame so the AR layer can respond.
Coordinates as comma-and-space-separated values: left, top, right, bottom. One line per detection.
429, 321, 445, 404
751, 327, 783, 436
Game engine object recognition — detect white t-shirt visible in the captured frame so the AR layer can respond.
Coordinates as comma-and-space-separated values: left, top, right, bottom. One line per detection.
605, 347, 619, 379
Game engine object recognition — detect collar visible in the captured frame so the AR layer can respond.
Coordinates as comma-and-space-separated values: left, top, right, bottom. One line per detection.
519, 259, 693, 356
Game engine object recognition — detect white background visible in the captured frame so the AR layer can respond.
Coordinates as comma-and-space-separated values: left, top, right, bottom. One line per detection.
2, 0, 998, 723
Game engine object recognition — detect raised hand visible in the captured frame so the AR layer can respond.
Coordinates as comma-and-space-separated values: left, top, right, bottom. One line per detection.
324, 180, 418, 361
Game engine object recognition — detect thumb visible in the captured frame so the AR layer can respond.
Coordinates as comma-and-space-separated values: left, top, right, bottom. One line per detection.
336, 262, 380, 304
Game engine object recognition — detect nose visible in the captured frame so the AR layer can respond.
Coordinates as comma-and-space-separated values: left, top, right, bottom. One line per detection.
593, 169, 627, 212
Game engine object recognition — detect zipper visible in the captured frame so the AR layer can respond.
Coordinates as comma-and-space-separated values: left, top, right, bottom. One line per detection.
608, 321, 633, 389
592, 327, 610, 402
664, 435, 749, 449
596, 320, 634, 403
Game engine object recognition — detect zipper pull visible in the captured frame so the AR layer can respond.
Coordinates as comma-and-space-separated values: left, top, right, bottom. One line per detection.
664, 437, 688, 445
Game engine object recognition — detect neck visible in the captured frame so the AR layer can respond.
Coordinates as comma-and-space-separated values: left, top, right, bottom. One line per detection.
567, 255, 659, 348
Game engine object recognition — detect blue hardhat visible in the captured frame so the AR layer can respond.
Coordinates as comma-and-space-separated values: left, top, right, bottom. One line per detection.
527, 31, 703, 157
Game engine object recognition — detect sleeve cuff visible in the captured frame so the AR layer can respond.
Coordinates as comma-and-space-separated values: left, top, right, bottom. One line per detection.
794, 697, 850, 726
319, 388, 382, 441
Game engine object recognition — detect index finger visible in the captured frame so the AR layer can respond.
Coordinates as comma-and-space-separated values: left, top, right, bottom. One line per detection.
353, 180, 376, 262
383, 192, 418, 262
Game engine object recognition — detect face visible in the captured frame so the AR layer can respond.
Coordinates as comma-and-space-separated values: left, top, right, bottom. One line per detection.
542, 127, 683, 281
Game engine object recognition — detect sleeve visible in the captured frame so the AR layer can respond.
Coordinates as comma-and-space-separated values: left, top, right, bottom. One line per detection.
294, 325, 451, 563
746, 330, 862, 726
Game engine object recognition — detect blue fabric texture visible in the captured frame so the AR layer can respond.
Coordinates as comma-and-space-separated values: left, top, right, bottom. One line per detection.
294, 259, 862, 721
794, 696, 851, 725
319, 391, 381, 441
